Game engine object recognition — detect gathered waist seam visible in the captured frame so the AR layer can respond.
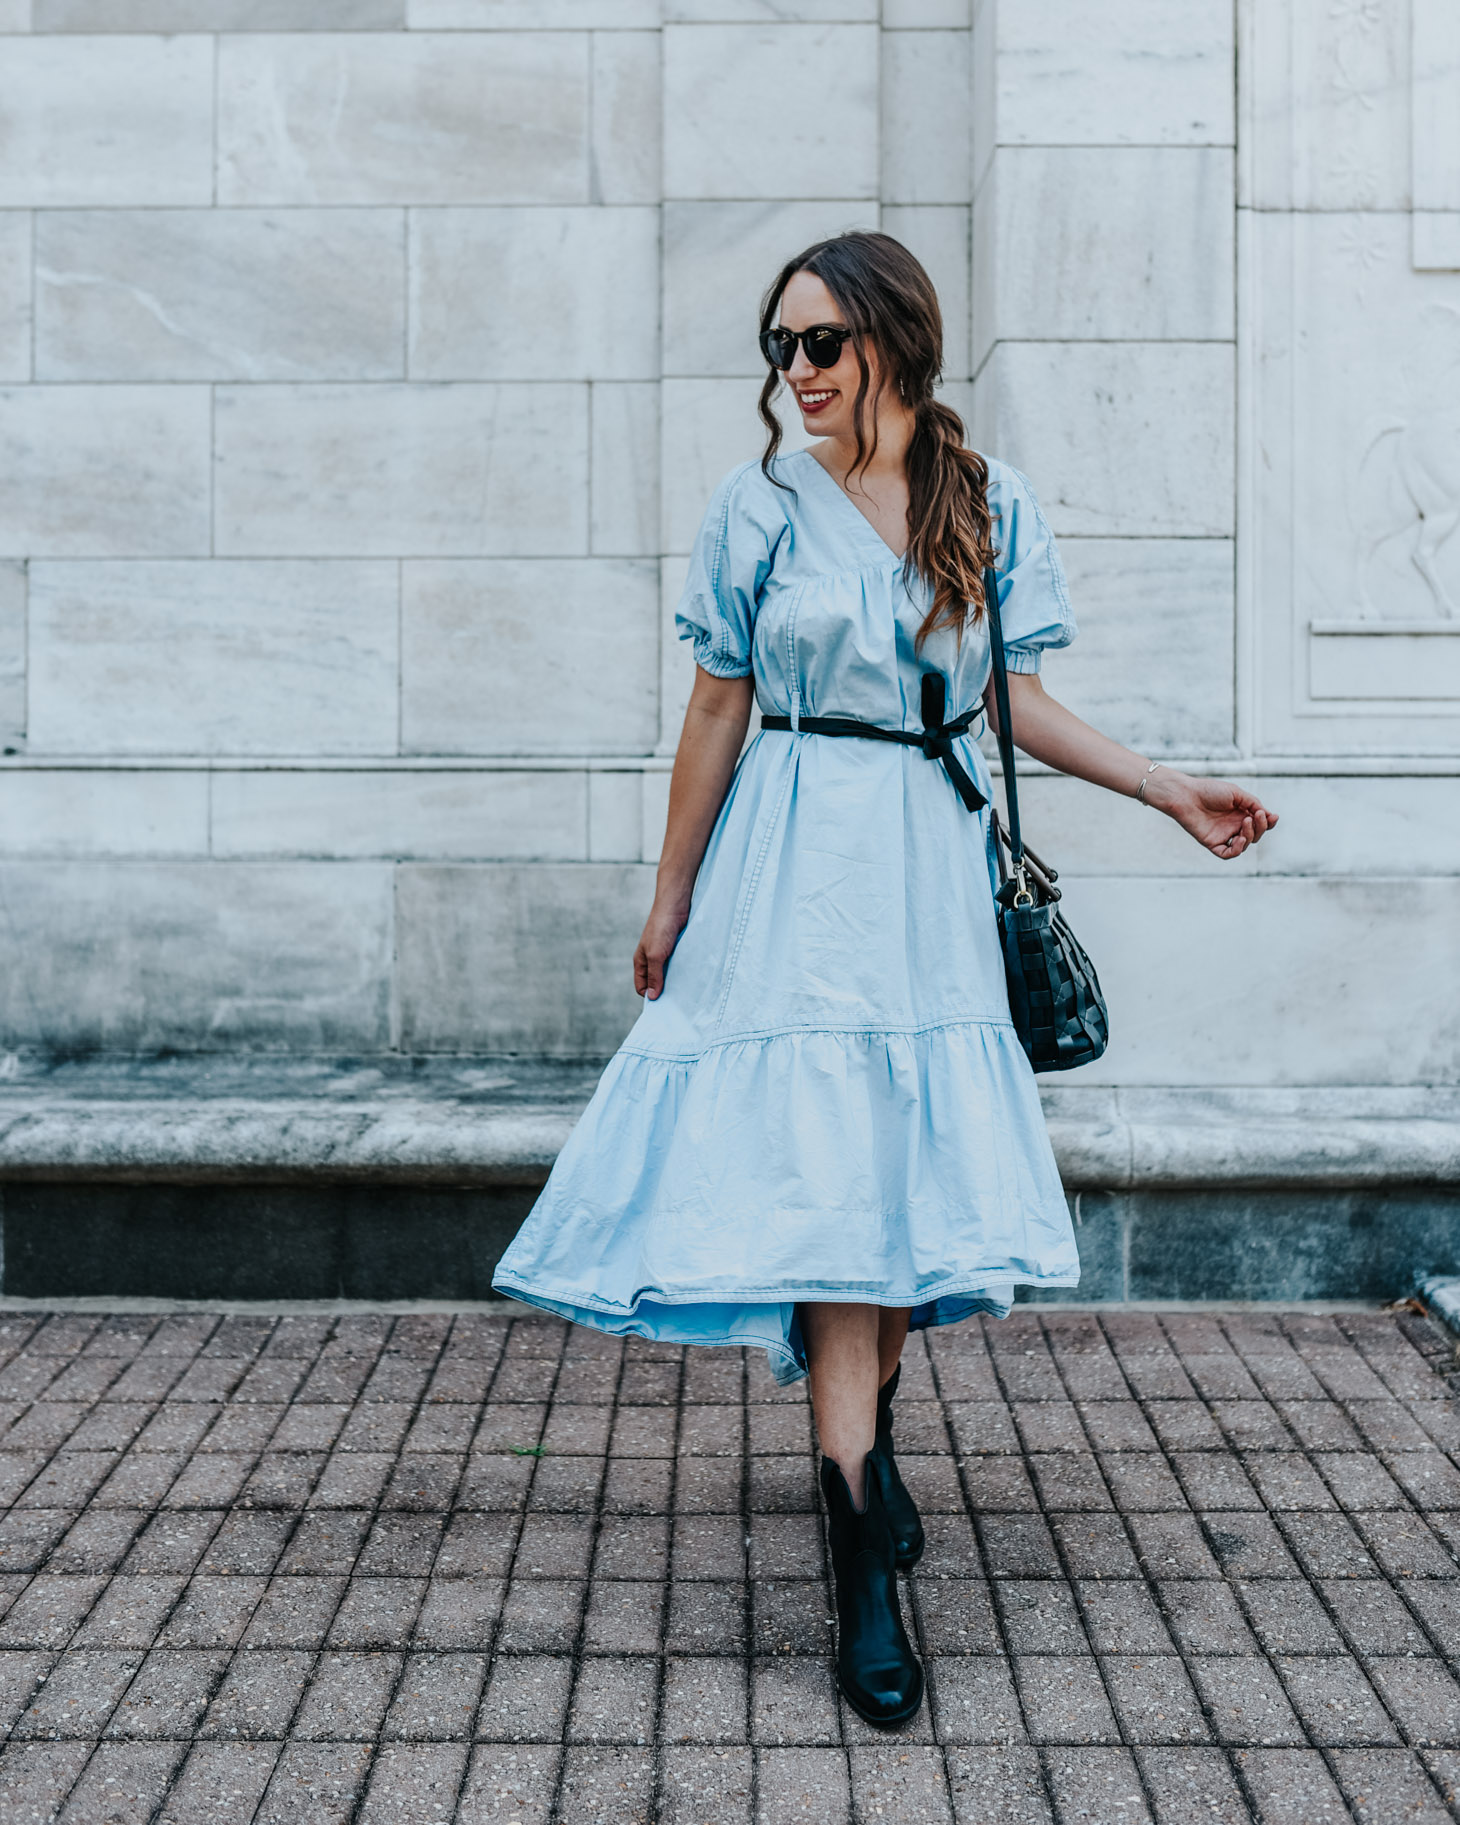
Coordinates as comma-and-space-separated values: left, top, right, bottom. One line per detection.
618, 1012, 1019, 1065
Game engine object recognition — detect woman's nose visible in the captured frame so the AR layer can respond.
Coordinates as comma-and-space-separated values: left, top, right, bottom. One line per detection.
786, 348, 818, 385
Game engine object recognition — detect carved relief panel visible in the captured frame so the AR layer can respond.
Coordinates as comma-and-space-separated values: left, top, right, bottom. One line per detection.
1241, 0, 1460, 752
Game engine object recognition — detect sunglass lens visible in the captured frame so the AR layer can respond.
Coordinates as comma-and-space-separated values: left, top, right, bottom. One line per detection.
807, 330, 845, 368
761, 330, 795, 370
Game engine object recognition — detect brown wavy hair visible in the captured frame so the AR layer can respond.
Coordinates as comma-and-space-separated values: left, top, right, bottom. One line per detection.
758, 231, 997, 646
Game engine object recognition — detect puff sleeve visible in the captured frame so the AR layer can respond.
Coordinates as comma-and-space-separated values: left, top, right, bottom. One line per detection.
985, 462, 1076, 673
674, 461, 782, 679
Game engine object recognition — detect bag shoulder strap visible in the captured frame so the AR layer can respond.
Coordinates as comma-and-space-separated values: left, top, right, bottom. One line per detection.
983, 563, 1023, 866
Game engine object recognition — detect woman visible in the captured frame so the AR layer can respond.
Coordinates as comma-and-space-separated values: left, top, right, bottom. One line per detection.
494, 232, 1275, 1726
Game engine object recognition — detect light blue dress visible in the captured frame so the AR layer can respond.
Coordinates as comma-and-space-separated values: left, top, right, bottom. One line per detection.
494, 449, 1081, 1381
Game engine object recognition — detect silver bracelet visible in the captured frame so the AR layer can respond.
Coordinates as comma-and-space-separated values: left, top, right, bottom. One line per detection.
1135, 760, 1164, 805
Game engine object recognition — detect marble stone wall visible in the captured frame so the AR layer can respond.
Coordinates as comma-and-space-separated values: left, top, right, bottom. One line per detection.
0, 0, 1455, 1087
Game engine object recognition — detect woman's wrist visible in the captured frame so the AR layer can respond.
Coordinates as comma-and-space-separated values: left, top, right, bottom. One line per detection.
1137, 763, 1186, 814
653, 869, 695, 917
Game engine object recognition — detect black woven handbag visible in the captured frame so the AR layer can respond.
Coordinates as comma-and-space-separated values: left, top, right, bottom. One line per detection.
983, 565, 1109, 1072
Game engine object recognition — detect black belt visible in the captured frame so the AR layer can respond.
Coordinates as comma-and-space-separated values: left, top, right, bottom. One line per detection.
760, 673, 987, 814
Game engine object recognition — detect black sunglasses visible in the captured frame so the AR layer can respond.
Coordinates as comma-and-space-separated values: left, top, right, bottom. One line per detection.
759, 324, 855, 371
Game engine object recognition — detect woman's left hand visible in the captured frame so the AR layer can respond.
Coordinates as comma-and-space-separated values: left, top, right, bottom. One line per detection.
1145, 771, 1278, 860
993, 675, 1279, 861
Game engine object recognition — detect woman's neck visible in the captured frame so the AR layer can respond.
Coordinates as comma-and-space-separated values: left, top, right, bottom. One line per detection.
815, 396, 918, 494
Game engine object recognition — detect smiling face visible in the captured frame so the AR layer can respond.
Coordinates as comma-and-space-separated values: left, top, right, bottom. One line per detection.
777, 270, 885, 441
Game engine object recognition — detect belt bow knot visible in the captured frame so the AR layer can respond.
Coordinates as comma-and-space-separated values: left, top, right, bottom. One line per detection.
758, 672, 987, 814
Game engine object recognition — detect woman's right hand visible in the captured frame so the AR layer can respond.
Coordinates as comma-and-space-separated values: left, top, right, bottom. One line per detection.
634, 894, 691, 1000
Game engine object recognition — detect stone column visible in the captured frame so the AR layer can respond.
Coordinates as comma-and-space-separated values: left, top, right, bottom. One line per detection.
972, 0, 1237, 760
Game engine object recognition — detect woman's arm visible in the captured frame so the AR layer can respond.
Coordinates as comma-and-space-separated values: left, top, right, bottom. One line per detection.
986, 672, 1277, 860
635, 668, 755, 999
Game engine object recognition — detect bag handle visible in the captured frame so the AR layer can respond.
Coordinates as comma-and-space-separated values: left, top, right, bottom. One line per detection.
983, 563, 1023, 869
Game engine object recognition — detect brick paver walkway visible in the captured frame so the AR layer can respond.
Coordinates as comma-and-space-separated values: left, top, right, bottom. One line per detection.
0, 1304, 1456, 1823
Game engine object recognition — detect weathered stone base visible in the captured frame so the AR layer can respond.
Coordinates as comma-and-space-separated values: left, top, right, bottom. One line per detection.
3, 1182, 1455, 1308
0, 1182, 535, 1303
0, 1057, 1455, 1304
1028, 1188, 1460, 1306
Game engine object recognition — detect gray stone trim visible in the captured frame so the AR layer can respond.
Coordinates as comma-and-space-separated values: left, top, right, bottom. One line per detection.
0, 1059, 1455, 1190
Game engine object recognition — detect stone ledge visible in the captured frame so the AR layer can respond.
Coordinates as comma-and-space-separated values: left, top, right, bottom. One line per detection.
0, 1055, 1455, 1190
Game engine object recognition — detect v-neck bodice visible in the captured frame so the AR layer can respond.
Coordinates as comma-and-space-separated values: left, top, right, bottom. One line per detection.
796, 447, 910, 563
676, 448, 1075, 736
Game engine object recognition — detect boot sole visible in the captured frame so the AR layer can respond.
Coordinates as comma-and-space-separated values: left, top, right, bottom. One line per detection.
837, 1667, 926, 1728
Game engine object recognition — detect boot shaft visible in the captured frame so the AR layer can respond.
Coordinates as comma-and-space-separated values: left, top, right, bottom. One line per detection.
820, 1452, 896, 1576
875, 1363, 901, 1443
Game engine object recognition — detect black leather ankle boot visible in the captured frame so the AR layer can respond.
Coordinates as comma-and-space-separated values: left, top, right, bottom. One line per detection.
872, 1363, 925, 1571
820, 1451, 924, 1727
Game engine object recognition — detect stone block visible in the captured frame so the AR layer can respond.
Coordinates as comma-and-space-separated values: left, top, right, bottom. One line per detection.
990, 0, 1234, 147
881, 207, 971, 383
971, 0, 996, 189
1413, 0, 1460, 220
663, 200, 879, 379
218, 34, 589, 206
0, 214, 28, 382
642, 766, 672, 860
974, 148, 1234, 360
1052, 538, 1234, 756
395, 862, 654, 1052
591, 383, 659, 558
0, 37, 213, 207
0, 560, 22, 748
1310, 626, 1460, 701
36, 209, 406, 382
0, 770, 208, 857
881, 30, 972, 205
939, 378, 976, 448
886, 0, 967, 20
409, 207, 658, 381
667, 0, 875, 14
661, 379, 809, 554
0, 385, 210, 557
401, 558, 657, 755
0, 861, 393, 1050
51, 1747, 183, 1818
1123, 1188, 1460, 1301
659, 553, 695, 753
1058, 876, 1460, 1087
39, 0, 400, 20
211, 769, 590, 861
973, 343, 1234, 537
1243, 0, 1409, 210
663, 24, 879, 201
588, 771, 643, 863
971, 158, 995, 378
28, 560, 398, 755
590, 32, 661, 207
215, 383, 587, 557
410, 0, 655, 22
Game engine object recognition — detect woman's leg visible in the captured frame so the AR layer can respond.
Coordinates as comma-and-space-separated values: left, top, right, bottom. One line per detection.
800, 1301, 880, 1506
876, 1307, 911, 1387
801, 1300, 925, 1724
